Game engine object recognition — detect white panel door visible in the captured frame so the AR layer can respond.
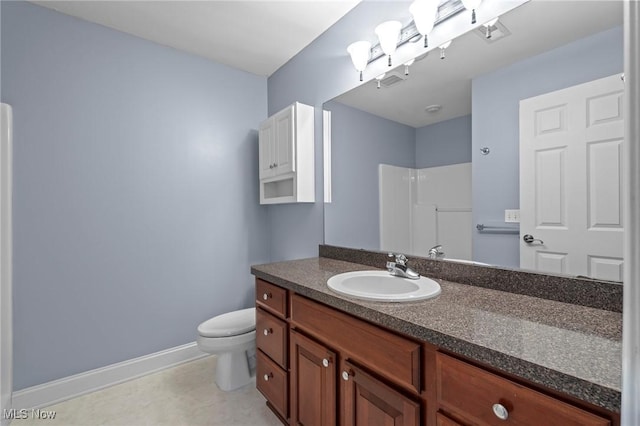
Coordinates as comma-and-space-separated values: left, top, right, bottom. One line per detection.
258, 119, 275, 179
519, 74, 624, 280
274, 105, 295, 175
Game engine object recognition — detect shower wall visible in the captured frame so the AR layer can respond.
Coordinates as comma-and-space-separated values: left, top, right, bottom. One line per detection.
380, 163, 472, 259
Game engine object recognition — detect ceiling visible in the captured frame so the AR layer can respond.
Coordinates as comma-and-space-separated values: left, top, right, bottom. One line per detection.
31, 0, 361, 77
333, 0, 624, 128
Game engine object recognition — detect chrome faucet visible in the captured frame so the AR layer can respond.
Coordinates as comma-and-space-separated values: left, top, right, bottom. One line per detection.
428, 245, 445, 260
386, 253, 420, 279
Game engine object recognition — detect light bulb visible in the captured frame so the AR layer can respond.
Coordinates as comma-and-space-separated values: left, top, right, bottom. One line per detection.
375, 21, 401, 66
410, 0, 438, 48
483, 17, 499, 39
461, 0, 482, 24
347, 41, 372, 81
404, 59, 415, 76
439, 40, 452, 60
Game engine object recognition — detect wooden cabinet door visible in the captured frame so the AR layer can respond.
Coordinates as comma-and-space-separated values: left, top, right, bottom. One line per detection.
340, 360, 420, 426
290, 330, 337, 426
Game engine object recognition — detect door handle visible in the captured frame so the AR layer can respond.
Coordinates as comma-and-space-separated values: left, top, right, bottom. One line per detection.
523, 234, 544, 245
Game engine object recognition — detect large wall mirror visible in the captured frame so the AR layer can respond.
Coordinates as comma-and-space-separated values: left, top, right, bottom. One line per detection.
324, 0, 624, 282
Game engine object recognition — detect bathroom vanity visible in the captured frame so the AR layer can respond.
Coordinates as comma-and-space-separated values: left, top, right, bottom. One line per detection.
252, 251, 621, 426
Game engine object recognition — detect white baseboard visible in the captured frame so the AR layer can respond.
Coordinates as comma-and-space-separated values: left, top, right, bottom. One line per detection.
12, 342, 207, 410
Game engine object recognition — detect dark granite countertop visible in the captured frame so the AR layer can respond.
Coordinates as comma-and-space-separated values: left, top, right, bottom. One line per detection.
251, 257, 622, 413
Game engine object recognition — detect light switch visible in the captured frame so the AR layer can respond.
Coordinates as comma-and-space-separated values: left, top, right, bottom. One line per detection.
504, 209, 520, 223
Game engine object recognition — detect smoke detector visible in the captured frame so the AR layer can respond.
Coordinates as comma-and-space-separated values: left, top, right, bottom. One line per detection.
425, 104, 442, 113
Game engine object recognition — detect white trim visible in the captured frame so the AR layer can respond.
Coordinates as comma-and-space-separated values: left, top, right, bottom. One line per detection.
12, 342, 207, 411
622, 2, 640, 425
0, 103, 13, 426
323, 109, 332, 204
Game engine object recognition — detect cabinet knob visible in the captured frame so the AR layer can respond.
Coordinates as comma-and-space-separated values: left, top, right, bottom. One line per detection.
263, 328, 272, 336
273, 163, 278, 167
341, 370, 352, 381
269, 164, 274, 169
492, 403, 509, 420
262, 292, 271, 301
263, 372, 273, 382
322, 358, 330, 368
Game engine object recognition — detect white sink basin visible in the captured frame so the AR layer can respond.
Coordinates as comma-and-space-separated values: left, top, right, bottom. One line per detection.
327, 270, 441, 302
444, 258, 490, 266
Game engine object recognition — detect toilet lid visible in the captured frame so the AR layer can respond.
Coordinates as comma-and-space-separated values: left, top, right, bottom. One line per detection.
198, 307, 256, 338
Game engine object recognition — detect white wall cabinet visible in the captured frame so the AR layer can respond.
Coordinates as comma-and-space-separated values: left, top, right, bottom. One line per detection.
259, 102, 314, 204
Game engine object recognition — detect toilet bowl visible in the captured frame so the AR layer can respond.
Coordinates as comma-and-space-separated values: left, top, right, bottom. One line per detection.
197, 307, 256, 391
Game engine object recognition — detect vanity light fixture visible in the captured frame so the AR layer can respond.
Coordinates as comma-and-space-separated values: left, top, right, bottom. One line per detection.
345, 0, 470, 81
375, 21, 402, 67
375, 73, 386, 89
460, 0, 481, 24
410, 0, 439, 48
347, 41, 372, 81
483, 17, 499, 39
404, 58, 415, 76
439, 40, 452, 59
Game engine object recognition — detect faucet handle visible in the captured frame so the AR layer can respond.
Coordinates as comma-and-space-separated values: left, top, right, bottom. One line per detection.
388, 252, 408, 265
428, 245, 445, 259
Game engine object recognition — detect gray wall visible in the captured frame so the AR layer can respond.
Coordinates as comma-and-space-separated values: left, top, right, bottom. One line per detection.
266, 2, 432, 261
415, 115, 472, 169
1, 2, 268, 390
324, 101, 415, 250
471, 26, 624, 267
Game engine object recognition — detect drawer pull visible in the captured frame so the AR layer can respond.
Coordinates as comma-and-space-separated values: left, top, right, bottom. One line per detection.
263, 372, 273, 382
263, 328, 272, 336
342, 370, 353, 381
492, 403, 509, 421
322, 358, 330, 368
262, 292, 271, 301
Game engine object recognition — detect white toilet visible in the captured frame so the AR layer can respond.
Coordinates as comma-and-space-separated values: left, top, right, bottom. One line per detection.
196, 307, 257, 391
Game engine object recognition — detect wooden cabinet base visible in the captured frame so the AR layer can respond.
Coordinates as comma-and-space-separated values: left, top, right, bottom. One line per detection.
254, 277, 618, 426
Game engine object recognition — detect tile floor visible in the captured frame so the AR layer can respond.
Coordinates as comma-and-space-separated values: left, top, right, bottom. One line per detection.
12, 356, 282, 426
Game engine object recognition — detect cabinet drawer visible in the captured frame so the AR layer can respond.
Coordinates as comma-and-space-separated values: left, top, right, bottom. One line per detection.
256, 307, 288, 368
256, 279, 287, 318
256, 350, 288, 421
436, 412, 463, 426
291, 294, 421, 393
436, 353, 610, 426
